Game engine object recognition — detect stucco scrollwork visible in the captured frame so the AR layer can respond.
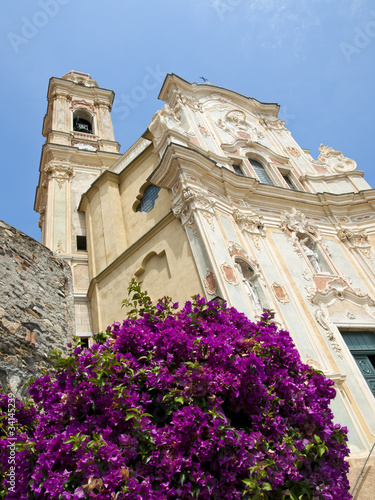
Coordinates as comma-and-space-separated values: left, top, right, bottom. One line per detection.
70, 100, 96, 113
306, 277, 372, 306
44, 163, 73, 189
173, 186, 215, 233
55, 240, 64, 254
202, 212, 215, 231
304, 354, 322, 371
37, 205, 46, 229
259, 117, 287, 133
93, 99, 111, 110
228, 242, 248, 260
305, 283, 318, 303
203, 269, 218, 296
337, 227, 373, 261
216, 110, 263, 142
307, 276, 375, 357
302, 268, 313, 281
318, 144, 357, 173
51, 91, 72, 102
186, 221, 198, 237
271, 283, 290, 304
172, 91, 203, 113
149, 104, 188, 141
233, 208, 266, 250
198, 125, 210, 137
315, 304, 343, 358
285, 146, 301, 158
280, 208, 322, 262
280, 208, 318, 240
220, 263, 238, 285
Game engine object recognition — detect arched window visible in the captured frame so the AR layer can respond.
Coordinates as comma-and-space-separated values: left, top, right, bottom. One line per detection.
236, 259, 263, 310
297, 234, 332, 274
136, 184, 161, 213
73, 109, 93, 134
249, 159, 274, 186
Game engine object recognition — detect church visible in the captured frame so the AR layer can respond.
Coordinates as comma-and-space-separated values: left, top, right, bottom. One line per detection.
34, 71, 375, 470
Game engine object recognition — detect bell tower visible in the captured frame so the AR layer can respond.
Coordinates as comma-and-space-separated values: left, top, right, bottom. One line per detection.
34, 71, 121, 339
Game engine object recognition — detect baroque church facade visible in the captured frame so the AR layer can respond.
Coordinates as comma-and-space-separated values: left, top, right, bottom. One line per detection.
35, 71, 375, 463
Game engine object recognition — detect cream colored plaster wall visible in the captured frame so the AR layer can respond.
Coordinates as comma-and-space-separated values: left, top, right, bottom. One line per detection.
53, 180, 66, 253
71, 172, 98, 250
98, 177, 127, 265
83, 149, 172, 281
96, 106, 115, 142
89, 286, 100, 333
85, 187, 107, 278
89, 217, 203, 332
118, 151, 172, 247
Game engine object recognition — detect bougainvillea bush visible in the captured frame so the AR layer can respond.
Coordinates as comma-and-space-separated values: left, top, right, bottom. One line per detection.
0, 282, 351, 499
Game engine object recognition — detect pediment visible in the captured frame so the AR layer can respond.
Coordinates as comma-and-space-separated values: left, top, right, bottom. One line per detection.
222, 139, 290, 165
158, 74, 280, 117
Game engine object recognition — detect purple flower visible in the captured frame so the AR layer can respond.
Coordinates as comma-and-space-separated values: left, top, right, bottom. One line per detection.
0, 294, 351, 499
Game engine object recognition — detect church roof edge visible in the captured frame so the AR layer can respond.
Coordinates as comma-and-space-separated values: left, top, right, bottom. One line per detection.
158, 73, 280, 116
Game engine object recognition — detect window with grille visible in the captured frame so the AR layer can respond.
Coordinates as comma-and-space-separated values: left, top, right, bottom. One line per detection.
136, 184, 161, 213
282, 174, 296, 190
232, 164, 244, 176
341, 330, 375, 397
249, 159, 274, 186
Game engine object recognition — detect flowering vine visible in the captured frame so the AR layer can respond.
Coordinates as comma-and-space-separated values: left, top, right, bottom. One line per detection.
0, 280, 351, 499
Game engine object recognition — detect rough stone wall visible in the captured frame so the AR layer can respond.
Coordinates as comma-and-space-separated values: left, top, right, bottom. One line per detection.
0, 220, 75, 396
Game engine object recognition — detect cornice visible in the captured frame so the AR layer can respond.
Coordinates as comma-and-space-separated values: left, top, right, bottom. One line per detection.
316, 190, 375, 208
38, 143, 122, 172
110, 137, 153, 174
300, 170, 365, 182
148, 142, 375, 223
47, 77, 115, 106
222, 139, 291, 166
149, 142, 217, 188
78, 170, 120, 212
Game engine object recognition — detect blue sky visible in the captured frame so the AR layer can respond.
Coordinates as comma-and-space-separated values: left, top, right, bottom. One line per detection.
1, 0, 374, 241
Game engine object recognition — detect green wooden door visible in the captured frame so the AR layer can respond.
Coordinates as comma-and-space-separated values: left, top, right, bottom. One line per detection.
341, 331, 375, 397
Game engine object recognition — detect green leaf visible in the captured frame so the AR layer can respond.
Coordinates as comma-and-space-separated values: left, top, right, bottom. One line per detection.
261, 482, 272, 491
